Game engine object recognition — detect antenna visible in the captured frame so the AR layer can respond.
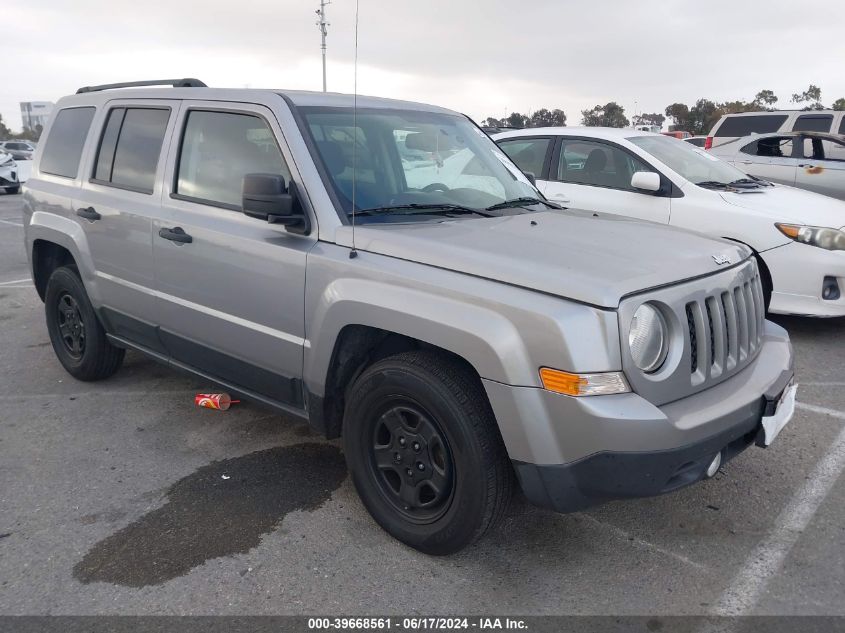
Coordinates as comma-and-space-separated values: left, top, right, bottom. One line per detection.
315, 0, 331, 92
349, 0, 359, 259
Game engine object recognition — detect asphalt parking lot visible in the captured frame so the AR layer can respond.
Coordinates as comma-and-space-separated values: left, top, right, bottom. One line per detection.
0, 192, 843, 616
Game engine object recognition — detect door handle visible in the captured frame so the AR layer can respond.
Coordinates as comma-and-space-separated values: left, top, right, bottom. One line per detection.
158, 226, 193, 244
76, 207, 101, 221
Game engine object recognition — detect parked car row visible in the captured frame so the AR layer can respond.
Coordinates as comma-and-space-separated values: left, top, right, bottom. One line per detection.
21, 81, 798, 554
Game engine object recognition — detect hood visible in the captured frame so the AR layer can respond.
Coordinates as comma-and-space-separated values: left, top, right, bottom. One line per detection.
334, 210, 750, 308
720, 183, 845, 230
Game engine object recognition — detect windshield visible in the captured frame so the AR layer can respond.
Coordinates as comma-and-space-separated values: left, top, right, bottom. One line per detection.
301, 107, 539, 223
628, 135, 751, 187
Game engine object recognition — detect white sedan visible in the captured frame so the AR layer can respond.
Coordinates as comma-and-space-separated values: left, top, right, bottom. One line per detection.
494, 127, 845, 317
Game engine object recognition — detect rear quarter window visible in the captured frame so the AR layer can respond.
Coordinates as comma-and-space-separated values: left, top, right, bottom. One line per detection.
714, 115, 788, 137
792, 114, 833, 133
39, 107, 96, 178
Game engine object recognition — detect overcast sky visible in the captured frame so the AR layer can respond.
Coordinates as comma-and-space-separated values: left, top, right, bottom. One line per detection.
4, 0, 845, 132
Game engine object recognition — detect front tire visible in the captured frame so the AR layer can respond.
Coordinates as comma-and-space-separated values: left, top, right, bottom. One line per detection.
5, 186, 20, 194
44, 266, 125, 381
343, 350, 513, 555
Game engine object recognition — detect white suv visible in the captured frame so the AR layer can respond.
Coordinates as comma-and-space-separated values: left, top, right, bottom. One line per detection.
707, 110, 845, 160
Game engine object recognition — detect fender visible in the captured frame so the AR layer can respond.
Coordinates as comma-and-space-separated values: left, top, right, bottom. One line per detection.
26, 211, 104, 306
303, 277, 538, 397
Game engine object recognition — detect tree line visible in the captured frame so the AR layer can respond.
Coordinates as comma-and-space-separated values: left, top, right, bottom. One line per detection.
480, 85, 845, 134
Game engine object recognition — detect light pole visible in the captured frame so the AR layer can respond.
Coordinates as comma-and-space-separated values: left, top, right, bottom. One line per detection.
316, 0, 331, 92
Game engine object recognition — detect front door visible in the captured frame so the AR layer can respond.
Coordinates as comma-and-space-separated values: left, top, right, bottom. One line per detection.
153, 102, 315, 411
539, 138, 671, 224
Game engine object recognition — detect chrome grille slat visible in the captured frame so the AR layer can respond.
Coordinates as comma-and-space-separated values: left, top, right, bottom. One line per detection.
722, 290, 738, 370
706, 295, 726, 375
744, 282, 757, 352
734, 286, 749, 361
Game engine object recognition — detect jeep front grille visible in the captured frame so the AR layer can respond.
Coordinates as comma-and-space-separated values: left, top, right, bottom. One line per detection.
685, 272, 765, 380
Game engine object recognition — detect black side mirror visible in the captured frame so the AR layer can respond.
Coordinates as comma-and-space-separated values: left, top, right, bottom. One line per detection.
242, 173, 310, 234
523, 171, 537, 186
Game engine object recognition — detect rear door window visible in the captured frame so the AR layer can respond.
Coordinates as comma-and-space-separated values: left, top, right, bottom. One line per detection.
93, 107, 170, 193
740, 136, 794, 158
792, 114, 833, 133
714, 115, 788, 137
39, 107, 96, 178
839, 118, 845, 135
497, 137, 551, 178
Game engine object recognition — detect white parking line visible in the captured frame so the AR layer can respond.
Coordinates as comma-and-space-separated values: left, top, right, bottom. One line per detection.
0, 277, 32, 286
713, 407, 845, 615
796, 402, 845, 421
579, 512, 706, 570
0, 218, 23, 227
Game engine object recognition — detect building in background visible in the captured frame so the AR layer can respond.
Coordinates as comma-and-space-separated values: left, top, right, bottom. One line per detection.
19, 101, 54, 133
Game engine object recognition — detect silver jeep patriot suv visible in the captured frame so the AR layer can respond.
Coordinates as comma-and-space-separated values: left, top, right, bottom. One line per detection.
22, 79, 796, 554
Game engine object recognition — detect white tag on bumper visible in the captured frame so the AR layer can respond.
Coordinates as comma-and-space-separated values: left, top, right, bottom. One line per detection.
761, 382, 798, 447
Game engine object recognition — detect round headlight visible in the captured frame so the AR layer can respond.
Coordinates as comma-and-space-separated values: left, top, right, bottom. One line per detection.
629, 304, 669, 373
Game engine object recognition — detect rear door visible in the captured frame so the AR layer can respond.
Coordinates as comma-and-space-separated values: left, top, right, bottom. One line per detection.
73, 100, 177, 351
540, 137, 671, 224
795, 136, 845, 200
152, 101, 315, 411
734, 136, 798, 186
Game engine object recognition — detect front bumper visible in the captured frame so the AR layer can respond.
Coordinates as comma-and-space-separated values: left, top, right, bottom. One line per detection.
763, 242, 845, 317
483, 320, 794, 513
0, 166, 18, 187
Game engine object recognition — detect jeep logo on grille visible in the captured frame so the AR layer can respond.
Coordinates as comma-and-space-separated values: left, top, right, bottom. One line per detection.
712, 253, 732, 266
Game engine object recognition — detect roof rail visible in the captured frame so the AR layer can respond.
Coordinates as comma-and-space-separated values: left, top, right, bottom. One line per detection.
76, 78, 207, 94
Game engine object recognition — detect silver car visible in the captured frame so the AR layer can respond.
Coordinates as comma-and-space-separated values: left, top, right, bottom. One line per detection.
22, 80, 794, 554
710, 131, 845, 200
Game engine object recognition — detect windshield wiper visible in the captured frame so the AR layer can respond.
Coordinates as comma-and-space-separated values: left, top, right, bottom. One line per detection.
695, 180, 732, 189
728, 178, 764, 188
485, 196, 562, 211
351, 203, 495, 218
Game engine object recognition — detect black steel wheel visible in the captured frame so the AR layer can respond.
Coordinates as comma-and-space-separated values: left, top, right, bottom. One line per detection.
369, 401, 455, 523
56, 292, 86, 359
45, 266, 125, 381
344, 350, 514, 555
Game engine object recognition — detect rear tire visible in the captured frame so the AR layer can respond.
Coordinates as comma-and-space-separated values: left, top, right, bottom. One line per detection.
343, 350, 513, 555
44, 266, 124, 381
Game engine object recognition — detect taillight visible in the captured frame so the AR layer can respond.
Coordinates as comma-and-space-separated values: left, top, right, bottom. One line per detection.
704, 136, 713, 150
